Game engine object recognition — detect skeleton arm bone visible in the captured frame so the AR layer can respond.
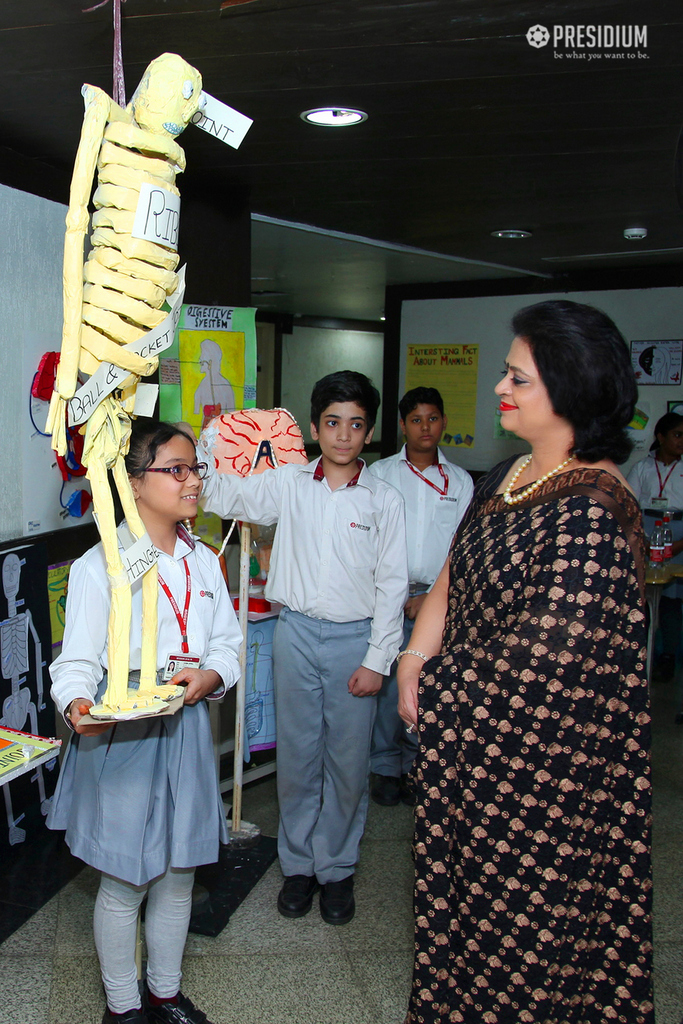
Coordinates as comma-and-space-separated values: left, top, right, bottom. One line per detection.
58, 86, 114, 403
82, 399, 132, 708
46, 87, 115, 453
111, 457, 158, 694
26, 612, 44, 710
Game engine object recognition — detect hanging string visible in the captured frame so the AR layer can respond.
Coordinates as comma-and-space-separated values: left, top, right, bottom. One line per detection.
82, 0, 127, 107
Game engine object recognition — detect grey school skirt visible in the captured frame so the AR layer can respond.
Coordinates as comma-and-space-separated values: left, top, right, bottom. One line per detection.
47, 681, 228, 886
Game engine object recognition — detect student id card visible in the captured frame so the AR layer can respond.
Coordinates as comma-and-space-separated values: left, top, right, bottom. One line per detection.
162, 653, 201, 681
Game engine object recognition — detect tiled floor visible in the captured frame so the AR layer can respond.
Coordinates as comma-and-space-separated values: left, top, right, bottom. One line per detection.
1, 675, 682, 1024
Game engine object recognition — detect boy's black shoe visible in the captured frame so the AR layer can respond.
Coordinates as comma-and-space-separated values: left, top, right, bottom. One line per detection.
102, 1009, 148, 1023
653, 653, 676, 683
370, 773, 401, 806
320, 876, 355, 925
277, 874, 319, 917
145, 990, 211, 1024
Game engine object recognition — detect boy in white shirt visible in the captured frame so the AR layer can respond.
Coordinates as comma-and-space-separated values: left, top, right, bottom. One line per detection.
198, 371, 407, 925
368, 387, 473, 805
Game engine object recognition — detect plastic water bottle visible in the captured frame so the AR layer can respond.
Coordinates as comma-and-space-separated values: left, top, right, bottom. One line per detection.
663, 516, 673, 561
649, 520, 665, 570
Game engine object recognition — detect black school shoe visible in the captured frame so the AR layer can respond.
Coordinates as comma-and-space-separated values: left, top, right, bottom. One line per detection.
653, 653, 676, 683
144, 989, 212, 1024
277, 874, 319, 917
320, 875, 355, 925
370, 773, 401, 806
102, 1009, 148, 1023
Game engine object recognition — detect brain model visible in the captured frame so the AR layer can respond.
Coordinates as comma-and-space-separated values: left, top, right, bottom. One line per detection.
201, 408, 308, 477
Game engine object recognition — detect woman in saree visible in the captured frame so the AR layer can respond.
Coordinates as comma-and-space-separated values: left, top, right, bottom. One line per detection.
398, 299, 653, 1024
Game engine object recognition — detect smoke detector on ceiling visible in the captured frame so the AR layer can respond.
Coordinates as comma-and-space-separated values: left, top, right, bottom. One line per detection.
624, 227, 647, 240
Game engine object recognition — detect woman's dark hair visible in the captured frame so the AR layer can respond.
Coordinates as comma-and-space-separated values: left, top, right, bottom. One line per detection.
310, 370, 380, 431
650, 412, 683, 451
510, 299, 637, 464
399, 386, 444, 420
125, 419, 195, 478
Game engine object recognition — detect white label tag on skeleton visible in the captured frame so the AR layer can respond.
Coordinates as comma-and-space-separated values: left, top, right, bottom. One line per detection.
67, 265, 186, 426
117, 529, 159, 584
133, 383, 159, 418
191, 92, 253, 149
132, 183, 181, 250
163, 652, 201, 681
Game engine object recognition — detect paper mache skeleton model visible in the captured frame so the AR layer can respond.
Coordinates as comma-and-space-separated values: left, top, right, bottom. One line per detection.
45, 52, 305, 723
46, 54, 206, 717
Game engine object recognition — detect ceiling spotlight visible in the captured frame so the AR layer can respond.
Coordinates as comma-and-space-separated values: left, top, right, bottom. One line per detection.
624, 227, 647, 240
300, 107, 368, 127
490, 229, 532, 239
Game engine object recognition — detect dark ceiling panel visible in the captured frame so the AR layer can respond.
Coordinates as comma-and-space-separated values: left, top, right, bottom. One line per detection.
2, 0, 683, 313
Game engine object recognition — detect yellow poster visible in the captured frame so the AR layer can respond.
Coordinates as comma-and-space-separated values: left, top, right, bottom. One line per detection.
159, 305, 257, 429
47, 561, 72, 649
179, 329, 247, 430
405, 344, 478, 447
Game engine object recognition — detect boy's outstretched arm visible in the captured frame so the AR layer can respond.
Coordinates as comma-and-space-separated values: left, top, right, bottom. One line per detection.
197, 435, 282, 524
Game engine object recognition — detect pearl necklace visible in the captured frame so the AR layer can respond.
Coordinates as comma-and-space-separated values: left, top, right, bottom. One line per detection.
502, 454, 575, 505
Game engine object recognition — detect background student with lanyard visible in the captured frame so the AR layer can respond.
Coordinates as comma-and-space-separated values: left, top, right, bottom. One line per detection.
628, 411, 683, 682
367, 387, 473, 806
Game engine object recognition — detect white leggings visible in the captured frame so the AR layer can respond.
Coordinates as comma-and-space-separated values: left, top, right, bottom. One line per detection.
93, 865, 195, 1013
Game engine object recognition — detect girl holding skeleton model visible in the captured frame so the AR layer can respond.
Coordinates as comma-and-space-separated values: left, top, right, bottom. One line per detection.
48, 420, 241, 1024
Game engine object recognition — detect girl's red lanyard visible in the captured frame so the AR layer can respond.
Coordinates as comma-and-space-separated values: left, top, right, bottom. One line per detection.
655, 458, 678, 497
157, 560, 191, 654
406, 457, 448, 496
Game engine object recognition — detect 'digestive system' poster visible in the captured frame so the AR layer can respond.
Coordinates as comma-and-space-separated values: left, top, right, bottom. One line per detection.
159, 304, 257, 430
405, 344, 478, 447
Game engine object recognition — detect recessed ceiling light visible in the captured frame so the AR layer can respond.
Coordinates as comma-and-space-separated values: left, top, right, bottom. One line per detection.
624, 227, 647, 240
490, 229, 532, 239
300, 107, 368, 127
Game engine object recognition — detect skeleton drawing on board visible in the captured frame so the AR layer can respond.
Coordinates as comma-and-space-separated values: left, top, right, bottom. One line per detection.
0, 553, 51, 844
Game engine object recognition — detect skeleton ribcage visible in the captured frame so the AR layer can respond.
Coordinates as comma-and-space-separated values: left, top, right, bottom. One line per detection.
1, 615, 29, 679
78, 122, 183, 378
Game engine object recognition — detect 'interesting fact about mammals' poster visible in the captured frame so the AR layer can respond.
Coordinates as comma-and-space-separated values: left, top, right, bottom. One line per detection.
405, 344, 478, 447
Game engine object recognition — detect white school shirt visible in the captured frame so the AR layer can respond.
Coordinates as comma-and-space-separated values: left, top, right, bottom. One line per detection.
50, 525, 242, 718
627, 452, 683, 511
198, 455, 409, 676
368, 446, 474, 587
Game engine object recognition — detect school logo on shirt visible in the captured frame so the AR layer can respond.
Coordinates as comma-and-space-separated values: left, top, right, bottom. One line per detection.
199, 589, 214, 599
349, 522, 371, 531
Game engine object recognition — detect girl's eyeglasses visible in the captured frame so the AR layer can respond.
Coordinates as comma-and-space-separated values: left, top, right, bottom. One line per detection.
144, 463, 209, 482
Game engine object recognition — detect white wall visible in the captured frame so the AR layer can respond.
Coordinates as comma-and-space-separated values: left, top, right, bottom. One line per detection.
0, 183, 85, 542
281, 324, 384, 442
399, 287, 683, 476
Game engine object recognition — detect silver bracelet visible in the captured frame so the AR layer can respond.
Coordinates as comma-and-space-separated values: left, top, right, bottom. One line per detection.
396, 648, 429, 663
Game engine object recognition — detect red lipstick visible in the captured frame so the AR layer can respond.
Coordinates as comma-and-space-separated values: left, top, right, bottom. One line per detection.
499, 401, 517, 412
